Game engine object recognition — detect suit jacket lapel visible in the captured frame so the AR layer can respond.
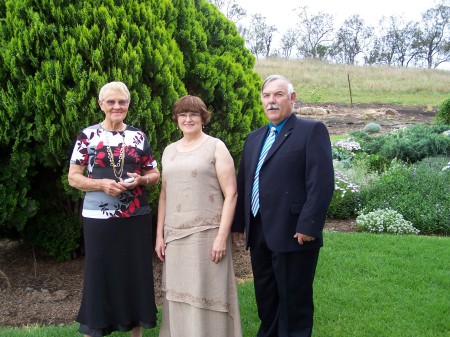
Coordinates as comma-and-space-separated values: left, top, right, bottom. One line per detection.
264, 113, 295, 163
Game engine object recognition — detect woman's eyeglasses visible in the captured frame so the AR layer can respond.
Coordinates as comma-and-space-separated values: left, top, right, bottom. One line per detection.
103, 99, 129, 107
177, 112, 201, 119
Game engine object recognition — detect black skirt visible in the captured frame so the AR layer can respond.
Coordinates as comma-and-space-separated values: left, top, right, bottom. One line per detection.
76, 214, 157, 336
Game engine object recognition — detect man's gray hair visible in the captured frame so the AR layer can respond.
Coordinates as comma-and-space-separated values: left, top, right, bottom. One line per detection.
261, 74, 294, 97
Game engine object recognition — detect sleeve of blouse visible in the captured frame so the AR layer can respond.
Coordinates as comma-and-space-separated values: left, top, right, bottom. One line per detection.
140, 132, 157, 170
69, 130, 90, 166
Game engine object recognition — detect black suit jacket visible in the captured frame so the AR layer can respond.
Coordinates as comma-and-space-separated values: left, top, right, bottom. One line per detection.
233, 113, 335, 252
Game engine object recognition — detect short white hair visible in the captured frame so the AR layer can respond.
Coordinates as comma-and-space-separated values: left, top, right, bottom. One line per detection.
98, 81, 131, 101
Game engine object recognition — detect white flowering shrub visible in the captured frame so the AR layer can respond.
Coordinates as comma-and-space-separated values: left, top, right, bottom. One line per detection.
356, 208, 420, 235
442, 161, 450, 172
334, 169, 361, 195
334, 139, 362, 152
328, 169, 361, 219
332, 138, 362, 168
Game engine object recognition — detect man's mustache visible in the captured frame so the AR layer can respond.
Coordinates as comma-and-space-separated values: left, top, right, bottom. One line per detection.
267, 104, 279, 110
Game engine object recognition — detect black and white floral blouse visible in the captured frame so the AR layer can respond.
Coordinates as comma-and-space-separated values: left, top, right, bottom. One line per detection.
70, 123, 157, 219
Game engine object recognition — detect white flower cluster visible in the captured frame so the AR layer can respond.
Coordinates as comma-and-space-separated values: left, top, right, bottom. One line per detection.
334, 169, 360, 197
334, 139, 362, 152
356, 208, 420, 235
442, 161, 450, 172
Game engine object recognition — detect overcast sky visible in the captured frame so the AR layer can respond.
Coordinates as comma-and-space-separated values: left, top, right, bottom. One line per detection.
240, 0, 436, 33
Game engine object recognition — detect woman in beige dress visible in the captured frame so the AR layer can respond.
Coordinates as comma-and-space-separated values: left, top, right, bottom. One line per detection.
155, 95, 242, 337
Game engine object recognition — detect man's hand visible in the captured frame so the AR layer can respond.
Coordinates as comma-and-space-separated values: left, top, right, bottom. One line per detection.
294, 233, 316, 245
232, 232, 244, 248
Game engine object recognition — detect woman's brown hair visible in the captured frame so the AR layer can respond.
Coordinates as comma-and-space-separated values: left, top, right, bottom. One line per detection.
172, 95, 212, 124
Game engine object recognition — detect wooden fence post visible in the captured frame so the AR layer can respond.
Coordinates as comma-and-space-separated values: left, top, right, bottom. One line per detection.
347, 73, 353, 106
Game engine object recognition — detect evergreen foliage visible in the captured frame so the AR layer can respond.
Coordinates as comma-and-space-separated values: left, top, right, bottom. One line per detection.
0, 0, 262, 259
350, 124, 450, 164
172, 0, 263, 156
436, 97, 450, 125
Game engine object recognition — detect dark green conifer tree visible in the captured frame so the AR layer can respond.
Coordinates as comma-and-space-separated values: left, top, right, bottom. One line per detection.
0, 0, 261, 259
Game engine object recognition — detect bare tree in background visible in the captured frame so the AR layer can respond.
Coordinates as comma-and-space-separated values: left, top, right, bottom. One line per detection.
245, 13, 276, 58
370, 16, 419, 67
280, 29, 297, 59
209, 0, 449, 69
417, 1, 450, 68
330, 15, 374, 65
294, 6, 334, 60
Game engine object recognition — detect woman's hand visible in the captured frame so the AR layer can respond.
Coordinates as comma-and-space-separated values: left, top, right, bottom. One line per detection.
155, 237, 166, 262
211, 235, 227, 264
118, 173, 140, 189
101, 179, 127, 196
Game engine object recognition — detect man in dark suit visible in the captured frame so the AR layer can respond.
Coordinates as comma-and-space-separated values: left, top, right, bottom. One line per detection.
232, 74, 335, 337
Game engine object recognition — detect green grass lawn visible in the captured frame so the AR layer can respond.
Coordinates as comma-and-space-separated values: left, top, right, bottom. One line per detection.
1, 232, 448, 337
314, 232, 449, 337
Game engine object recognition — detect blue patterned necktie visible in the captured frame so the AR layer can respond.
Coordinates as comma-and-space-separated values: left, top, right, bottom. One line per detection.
251, 126, 277, 216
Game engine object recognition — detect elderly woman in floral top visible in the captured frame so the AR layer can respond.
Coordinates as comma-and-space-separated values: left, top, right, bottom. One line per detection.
68, 81, 159, 337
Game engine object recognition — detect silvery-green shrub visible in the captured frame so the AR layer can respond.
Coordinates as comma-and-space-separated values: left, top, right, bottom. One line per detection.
363, 122, 381, 133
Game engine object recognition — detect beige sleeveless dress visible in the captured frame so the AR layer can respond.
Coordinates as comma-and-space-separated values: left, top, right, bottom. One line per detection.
159, 136, 242, 337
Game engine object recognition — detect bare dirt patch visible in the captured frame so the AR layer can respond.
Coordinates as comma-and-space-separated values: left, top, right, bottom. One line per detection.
295, 102, 436, 135
0, 104, 434, 328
